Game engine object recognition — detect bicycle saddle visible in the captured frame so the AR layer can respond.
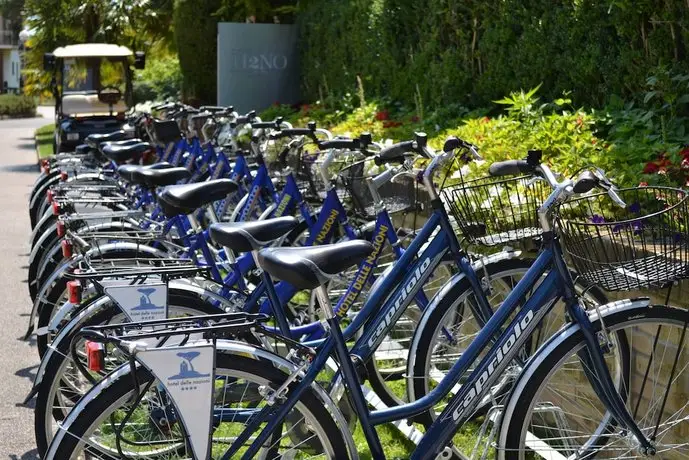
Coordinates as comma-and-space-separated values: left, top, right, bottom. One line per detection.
257, 240, 374, 290
74, 144, 95, 156
130, 166, 190, 188
158, 179, 239, 217
85, 130, 128, 148
101, 142, 153, 163
118, 162, 174, 182
209, 217, 299, 253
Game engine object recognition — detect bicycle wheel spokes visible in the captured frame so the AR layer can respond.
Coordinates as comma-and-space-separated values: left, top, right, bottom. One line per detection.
514, 318, 689, 459
65, 366, 336, 459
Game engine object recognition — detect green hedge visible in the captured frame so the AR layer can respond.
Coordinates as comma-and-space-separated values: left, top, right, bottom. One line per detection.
173, 0, 222, 105
298, 0, 689, 109
0, 94, 36, 117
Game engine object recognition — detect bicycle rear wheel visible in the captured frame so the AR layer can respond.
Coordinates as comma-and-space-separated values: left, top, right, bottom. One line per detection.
45, 353, 349, 459
499, 302, 689, 459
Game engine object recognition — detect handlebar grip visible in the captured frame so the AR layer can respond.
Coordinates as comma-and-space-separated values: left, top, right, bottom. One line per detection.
199, 106, 227, 113
572, 171, 598, 194
318, 138, 360, 150
488, 160, 534, 177
375, 140, 415, 165
251, 120, 278, 129
269, 128, 316, 139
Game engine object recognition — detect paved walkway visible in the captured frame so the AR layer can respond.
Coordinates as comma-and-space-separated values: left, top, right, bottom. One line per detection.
0, 113, 51, 459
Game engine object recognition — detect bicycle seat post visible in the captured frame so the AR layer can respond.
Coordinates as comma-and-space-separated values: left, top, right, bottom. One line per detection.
314, 285, 335, 322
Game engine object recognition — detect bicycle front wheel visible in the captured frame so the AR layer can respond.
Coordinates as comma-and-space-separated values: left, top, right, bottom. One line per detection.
499, 302, 689, 459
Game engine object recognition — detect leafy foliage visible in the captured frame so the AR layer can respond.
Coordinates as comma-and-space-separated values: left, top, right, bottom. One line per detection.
133, 55, 183, 103
260, 84, 689, 189
21, 0, 175, 97
299, 0, 689, 110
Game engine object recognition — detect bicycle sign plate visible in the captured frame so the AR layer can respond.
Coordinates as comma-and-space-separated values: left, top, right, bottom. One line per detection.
135, 342, 216, 460
99, 276, 168, 322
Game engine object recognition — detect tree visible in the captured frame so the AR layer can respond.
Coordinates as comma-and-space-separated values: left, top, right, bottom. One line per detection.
21, 0, 175, 96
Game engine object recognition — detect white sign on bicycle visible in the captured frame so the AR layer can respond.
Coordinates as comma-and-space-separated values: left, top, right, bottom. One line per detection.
100, 276, 168, 322
136, 342, 216, 460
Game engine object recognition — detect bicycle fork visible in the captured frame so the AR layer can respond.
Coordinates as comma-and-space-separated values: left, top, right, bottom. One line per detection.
567, 300, 656, 455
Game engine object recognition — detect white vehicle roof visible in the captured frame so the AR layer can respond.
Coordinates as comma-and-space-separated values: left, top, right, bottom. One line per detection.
53, 44, 133, 58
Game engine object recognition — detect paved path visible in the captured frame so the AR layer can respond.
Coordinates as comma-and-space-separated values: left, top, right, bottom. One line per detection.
0, 113, 51, 460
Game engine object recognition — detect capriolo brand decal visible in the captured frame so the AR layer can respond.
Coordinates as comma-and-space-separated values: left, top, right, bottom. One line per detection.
448, 309, 535, 422
100, 277, 168, 322
136, 343, 215, 460
336, 224, 388, 318
315, 209, 339, 244
367, 250, 446, 348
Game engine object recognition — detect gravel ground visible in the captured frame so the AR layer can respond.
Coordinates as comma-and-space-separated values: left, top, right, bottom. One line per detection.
0, 111, 54, 460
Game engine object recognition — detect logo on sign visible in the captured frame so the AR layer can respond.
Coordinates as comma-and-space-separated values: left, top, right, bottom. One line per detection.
229, 50, 289, 73
132, 288, 165, 311
170, 352, 211, 380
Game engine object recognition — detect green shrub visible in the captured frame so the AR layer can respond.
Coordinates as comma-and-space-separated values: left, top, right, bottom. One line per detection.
134, 56, 183, 103
0, 94, 36, 117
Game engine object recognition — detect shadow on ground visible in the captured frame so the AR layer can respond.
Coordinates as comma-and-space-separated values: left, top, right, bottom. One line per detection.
2, 164, 39, 174
9, 448, 39, 460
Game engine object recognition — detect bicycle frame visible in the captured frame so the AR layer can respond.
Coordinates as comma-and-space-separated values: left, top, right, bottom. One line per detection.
230, 197, 644, 459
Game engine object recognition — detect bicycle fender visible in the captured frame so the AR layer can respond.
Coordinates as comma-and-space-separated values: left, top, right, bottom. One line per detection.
30, 211, 55, 245
25, 256, 83, 339
26, 243, 168, 338
25, 296, 112, 403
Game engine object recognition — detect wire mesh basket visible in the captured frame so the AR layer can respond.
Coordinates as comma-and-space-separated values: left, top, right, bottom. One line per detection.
440, 172, 550, 246
338, 160, 416, 219
266, 142, 353, 202
556, 186, 689, 291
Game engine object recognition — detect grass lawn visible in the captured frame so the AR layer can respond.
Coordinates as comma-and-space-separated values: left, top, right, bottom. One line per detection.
35, 123, 54, 159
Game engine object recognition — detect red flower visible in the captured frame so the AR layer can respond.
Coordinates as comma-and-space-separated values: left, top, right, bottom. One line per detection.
591, 139, 597, 145
576, 117, 583, 127
480, 116, 490, 124
680, 147, 689, 159
301, 104, 311, 113
382, 120, 403, 128
411, 115, 419, 123
643, 162, 659, 174
375, 111, 390, 121
656, 153, 672, 167
639, 181, 648, 187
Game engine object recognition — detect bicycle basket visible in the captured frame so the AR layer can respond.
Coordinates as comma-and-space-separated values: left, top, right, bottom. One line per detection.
338, 160, 416, 219
440, 171, 549, 246
556, 186, 689, 291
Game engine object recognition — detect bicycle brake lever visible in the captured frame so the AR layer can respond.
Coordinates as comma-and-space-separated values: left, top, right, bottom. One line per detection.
526, 176, 546, 187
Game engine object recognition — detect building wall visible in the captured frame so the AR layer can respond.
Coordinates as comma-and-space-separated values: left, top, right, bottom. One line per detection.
3, 49, 19, 90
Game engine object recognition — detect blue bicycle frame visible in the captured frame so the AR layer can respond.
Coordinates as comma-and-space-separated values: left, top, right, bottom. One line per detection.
229, 196, 644, 460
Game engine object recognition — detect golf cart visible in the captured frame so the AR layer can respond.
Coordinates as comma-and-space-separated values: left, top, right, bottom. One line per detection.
44, 43, 145, 153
